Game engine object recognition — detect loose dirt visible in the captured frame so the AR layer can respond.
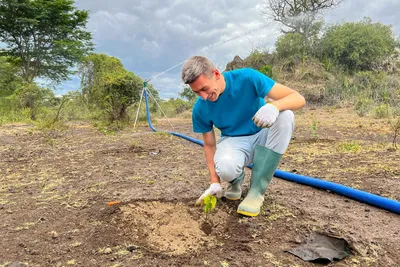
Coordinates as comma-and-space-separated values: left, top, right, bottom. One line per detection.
0, 107, 399, 267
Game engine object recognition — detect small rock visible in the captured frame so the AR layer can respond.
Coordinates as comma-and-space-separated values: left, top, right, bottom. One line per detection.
104, 248, 112, 254
365, 208, 370, 212
24, 248, 39, 255
149, 149, 161, 155
127, 245, 138, 252
49, 231, 59, 239
294, 237, 302, 244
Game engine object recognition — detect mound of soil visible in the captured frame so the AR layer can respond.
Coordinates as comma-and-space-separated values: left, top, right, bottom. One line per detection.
120, 201, 218, 255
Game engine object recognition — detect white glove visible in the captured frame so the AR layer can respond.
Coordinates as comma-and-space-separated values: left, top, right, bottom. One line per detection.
196, 183, 223, 204
252, 103, 279, 128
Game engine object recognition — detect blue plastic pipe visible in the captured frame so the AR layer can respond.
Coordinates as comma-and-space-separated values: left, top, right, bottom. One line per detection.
143, 91, 400, 215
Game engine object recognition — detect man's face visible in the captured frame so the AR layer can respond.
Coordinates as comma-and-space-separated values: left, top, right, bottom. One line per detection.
189, 70, 221, 102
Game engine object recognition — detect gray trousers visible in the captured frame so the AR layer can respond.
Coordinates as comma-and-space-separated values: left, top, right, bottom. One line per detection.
214, 110, 294, 182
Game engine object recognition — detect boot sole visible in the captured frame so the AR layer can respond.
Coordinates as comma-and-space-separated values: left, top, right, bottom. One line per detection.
225, 196, 241, 201
237, 209, 260, 217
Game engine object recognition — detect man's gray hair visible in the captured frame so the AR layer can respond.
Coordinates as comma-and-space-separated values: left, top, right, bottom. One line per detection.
181, 56, 216, 84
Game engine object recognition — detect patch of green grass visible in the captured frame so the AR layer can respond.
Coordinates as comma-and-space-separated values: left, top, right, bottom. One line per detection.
129, 176, 141, 181
93, 121, 118, 135
172, 176, 184, 181
86, 181, 107, 193
262, 251, 284, 266
0, 193, 11, 205
66, 259, 76, 265
153, 131, 171, 136
263, 203, 296, 221
373, 104, 389, 119
354, 97, 374, 117
336, 141, 360, 153
114, 248, 130, 256
130, 250, 143, 260
14, 221, 37, 231
98, 247, 113, 254
71, 241, 82, 247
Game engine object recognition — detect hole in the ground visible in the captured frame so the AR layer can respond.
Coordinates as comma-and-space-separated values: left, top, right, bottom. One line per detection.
200, 221, 212, 235
119, 201, 227, 255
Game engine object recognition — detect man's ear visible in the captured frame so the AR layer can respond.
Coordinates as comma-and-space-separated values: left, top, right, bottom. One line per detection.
213, 69, 221, 79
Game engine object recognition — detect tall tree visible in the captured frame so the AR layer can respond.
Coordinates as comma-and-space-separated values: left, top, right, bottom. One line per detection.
262, 0, 342, 56
0, 0, 93, 83
179, 86, 197, 103
79, 53, 159, 122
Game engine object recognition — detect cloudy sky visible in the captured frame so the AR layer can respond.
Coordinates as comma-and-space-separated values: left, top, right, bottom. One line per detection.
57, 0, 400, 98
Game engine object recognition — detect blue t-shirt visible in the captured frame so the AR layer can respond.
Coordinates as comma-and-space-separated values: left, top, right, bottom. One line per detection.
192, 68, 276, 137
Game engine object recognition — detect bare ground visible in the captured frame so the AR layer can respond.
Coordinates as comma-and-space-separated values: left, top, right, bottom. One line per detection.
0, 107, 399, 267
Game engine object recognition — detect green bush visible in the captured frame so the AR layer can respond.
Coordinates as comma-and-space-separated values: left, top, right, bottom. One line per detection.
12, 83, 56, 120
354, 97, 374, 117
275, 33, 305, 59
259, 65, 273, 78
79, 53, 143, 123
62, 93, 102, 121
243, 49, 272, 70
0, 96, 31, 125
158, 98, 192, 117
320, 17, 397, 72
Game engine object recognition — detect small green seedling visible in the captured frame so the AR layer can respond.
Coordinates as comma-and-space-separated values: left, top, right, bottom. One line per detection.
202, 194, 217, 214
310, 120, 318, 138
196, 194, 217, 222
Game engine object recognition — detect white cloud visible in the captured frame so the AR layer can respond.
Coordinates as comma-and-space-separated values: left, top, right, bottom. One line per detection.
57, 0, 400, 98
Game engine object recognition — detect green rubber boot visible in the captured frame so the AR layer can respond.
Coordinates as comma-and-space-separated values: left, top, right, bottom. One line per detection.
224, 172, 245, 200
237, 146, 282, 217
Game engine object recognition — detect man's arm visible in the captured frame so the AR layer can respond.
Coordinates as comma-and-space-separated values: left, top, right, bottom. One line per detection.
253, 82, 306, 128
202, 129, 220, 184
265, 83, 306, 111
195, 129, 223, 204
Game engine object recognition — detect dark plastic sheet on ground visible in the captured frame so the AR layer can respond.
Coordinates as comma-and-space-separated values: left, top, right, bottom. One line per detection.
286, 232, 351, 263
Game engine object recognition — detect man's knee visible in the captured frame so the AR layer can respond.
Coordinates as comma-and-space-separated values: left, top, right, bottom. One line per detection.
275, 110, 294, 132
214, 156, 243, 182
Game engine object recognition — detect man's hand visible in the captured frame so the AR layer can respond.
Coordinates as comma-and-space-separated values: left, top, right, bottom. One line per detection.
253, 103, 279, 128
196, 183, 223, 204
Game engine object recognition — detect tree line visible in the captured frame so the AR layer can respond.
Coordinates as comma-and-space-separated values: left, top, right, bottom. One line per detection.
1, 0, 399, 128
